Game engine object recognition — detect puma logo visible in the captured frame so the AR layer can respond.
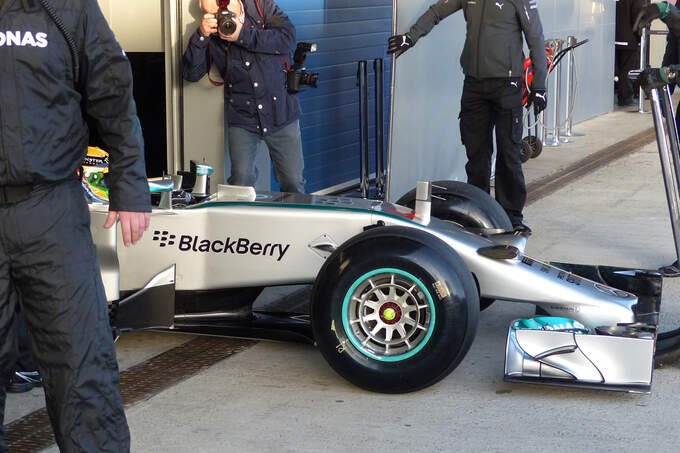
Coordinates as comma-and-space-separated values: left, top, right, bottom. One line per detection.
496, 1, 504, 9
510, 81, 518, 88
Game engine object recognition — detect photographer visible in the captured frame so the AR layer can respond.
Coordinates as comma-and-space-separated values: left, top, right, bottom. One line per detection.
183, 0, 306, 193
388, 0, 547, 234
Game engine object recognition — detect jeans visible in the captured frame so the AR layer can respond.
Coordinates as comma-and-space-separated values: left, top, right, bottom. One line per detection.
227, 120, 306, 193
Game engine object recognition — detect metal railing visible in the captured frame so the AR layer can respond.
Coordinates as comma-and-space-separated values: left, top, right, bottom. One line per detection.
632, 27, 669, 113
542, 36, 587, 147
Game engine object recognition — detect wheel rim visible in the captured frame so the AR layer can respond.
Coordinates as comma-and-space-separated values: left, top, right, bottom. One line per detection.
342, 268, 436, 362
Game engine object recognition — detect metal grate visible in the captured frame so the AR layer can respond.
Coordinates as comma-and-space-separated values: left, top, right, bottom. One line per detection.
526, 128, 655, 206
4, 336, 255, 452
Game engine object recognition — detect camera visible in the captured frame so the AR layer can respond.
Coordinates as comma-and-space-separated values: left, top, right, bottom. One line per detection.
286, 42, 319, 94
216, 0, 237, 36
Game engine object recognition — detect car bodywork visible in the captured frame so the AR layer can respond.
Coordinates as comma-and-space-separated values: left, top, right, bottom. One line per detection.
91, 182, 662, 393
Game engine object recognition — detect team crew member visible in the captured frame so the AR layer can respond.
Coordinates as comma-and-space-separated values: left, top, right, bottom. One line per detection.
183, 0, 306, 193
388, 0, 548, 233
634, 1, 680, 35
0, 0, 151, 451
615, 0, 645, 106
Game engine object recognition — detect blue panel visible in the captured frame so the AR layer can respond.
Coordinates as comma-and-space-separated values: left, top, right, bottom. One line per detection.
271, 0, 393, 192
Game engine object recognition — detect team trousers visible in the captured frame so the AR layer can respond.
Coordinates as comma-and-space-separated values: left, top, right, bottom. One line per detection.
0, 180, 129, 453
459, 76, 527, 225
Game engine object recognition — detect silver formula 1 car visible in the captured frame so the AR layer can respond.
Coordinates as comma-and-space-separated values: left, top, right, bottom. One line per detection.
91, 68, 680, 395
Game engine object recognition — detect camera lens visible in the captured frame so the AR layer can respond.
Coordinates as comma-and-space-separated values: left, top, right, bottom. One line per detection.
217, 10, 237, 35
219, 20, 236, 35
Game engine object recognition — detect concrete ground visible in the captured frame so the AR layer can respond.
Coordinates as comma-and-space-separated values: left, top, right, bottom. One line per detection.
8, 102, 680, 452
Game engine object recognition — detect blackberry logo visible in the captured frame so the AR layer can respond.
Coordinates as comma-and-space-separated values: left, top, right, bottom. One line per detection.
152, 231, 290, 261
153, 231, 176, 247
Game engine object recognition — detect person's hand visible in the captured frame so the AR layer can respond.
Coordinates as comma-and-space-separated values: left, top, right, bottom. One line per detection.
527, 89, 547, 114
387, 33, 414, 58
200, 13, 217, 37
633, 2, 669, 33
639, 65, 680, 89
104, 211, 151, 247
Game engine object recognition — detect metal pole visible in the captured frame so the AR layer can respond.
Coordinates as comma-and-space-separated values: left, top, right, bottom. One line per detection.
564, 35, 584, 137
374, 58, 385, 200
540, 110, 547, 145
557, 62, 571, 143
650, 86, 680, 262
165, 0, 184, 175
385, 0, 398, 203
661, 86, 680, 161
639, 27, 649, 114
358, 60, 370, 198
544, 59, 560, 147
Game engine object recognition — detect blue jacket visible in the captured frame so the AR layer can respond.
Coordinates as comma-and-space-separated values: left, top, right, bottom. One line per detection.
182, 0, 301, 136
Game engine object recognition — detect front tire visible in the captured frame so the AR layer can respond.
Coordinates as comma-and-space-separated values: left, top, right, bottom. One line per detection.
520, 140, 532, 163
312, 227, 479, 393
526, 135, 543, 158
397, 180, 512, 310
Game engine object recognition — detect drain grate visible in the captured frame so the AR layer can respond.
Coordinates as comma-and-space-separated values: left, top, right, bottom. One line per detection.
4, 336, 255, 452
526, 128, 655, 206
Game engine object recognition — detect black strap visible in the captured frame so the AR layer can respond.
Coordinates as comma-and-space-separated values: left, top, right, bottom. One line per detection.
0, 185, 33, 205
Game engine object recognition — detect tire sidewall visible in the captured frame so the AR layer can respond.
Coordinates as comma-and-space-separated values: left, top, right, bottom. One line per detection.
395, 180, 512, 312
312, 228, 479, 393
396, 180, 512, 232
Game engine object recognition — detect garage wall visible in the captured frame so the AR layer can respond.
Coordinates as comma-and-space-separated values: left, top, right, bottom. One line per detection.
97, 0, 163, 52
278, 0, 393, 193
541, 0, 616, 127
181, 0, 394, 192
181, 0, 236, 186
96, 0, 167, 178
387, 0, 618, 201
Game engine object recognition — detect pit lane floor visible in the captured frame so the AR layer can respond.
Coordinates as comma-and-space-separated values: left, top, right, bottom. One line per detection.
7, 103, 680, 452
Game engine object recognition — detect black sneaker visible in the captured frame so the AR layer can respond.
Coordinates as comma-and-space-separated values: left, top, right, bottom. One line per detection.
659, 260, 680, 278
513, 222, 532, 236
7, 370, 42, 393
